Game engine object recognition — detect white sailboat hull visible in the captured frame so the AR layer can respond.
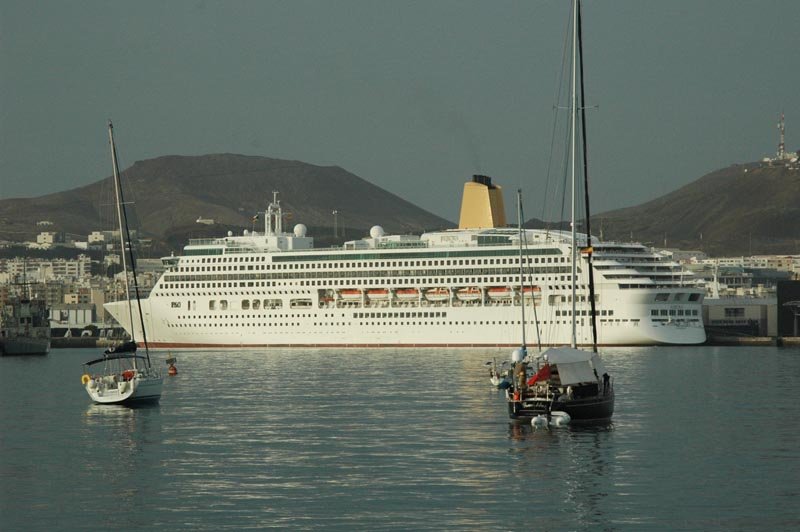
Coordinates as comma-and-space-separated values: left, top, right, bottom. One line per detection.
84, 373, 163, 405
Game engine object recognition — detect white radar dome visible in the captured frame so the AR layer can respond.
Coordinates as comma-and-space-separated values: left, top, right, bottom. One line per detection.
511, 347, 526, 363
293, 224, 307, 237
227, 231, 233, 237
370, 225, 385, 239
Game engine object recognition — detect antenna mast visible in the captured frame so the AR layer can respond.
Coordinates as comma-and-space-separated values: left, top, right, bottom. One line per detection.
777, 112, 786, 160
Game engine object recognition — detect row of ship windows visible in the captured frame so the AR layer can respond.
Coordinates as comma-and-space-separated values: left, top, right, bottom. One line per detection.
164, 267, 574, 281
174, 312, 448, 320
180, 255, 568, 269
655, 292, 701, 302
165, 318, 650, 328
157, 275, 580, 293
171, 295, 599, 313
555, 309, 614, 316
650, 309, 700, 316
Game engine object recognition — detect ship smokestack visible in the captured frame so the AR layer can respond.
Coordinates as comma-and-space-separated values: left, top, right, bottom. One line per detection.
458, 175, 507, 229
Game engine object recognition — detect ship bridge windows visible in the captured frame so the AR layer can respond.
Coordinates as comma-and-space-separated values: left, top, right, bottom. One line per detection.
655, 293, 670, 302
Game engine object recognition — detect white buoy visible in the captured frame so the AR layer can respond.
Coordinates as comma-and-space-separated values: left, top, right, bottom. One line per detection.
549, 411, 571, 426
532, 415, 548, 428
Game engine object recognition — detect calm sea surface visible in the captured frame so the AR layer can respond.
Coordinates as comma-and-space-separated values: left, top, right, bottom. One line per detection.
2, 346, 799, 531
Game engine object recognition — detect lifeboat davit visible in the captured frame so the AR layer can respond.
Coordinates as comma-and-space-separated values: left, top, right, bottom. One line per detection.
395, 288, 419, 301
425, 288, 449, 302
456, 287, 481, 301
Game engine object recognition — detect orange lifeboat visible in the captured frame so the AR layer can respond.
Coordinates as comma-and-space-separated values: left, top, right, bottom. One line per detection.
366, 289, 390, 301
339, 289, 362, 302
395, 288, 419, 301
425, 288, 449, 302
456, 287, 481, 301
487, 287, 512, 299
522, 286, 542, 298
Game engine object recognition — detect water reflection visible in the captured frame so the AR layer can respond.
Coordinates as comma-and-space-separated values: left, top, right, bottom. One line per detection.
80, 402, 163, 527
4, 346, 800, 530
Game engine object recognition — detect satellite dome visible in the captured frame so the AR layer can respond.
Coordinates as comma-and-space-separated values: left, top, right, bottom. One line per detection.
294, 224, 307, 237
370, 225, 385, 239
227, 231, 233, 237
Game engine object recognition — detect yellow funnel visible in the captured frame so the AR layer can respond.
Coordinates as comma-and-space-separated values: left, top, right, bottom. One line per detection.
458, 175, 507, 229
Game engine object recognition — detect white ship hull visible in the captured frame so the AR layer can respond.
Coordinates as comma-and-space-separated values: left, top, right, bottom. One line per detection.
106, 297, 704, 348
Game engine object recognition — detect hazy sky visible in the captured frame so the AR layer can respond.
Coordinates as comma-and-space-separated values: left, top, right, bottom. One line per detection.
1, 0, 798, 223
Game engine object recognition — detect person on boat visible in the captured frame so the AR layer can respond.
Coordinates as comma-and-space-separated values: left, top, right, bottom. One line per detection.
514, 361, 528, 392
603, 373, 610, 395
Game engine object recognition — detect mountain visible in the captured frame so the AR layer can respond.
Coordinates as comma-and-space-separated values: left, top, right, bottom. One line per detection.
591, 162, 800, 256
0, 154, 454, 252
2, 154, 798, 257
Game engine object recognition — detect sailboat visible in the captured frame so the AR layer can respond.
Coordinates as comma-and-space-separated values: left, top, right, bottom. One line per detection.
81, 122, 163, 405
485, 358, 510, 388
505, 0, 614, 424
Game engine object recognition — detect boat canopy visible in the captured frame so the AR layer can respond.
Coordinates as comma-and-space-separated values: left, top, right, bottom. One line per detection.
84, 353, 148, 366
540, 347, 608, 386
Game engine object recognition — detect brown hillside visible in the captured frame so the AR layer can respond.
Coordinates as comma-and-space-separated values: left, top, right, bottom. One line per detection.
0, 154, 454, 251
594, 163, 800, 256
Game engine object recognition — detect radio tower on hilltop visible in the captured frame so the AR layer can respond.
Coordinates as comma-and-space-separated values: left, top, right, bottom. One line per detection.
777, 111, 786, 160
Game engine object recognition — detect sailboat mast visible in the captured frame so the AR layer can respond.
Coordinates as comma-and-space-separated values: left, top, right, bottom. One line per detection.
569, 0, 578, 349
109, 121, 152, 366
108, 122, 136, 342
517, 190, 527, 350
577, 0, 599, 352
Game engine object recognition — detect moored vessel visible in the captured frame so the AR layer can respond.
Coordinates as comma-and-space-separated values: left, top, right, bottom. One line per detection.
506, 0, 614, 424
104, 180, 706, 349
0, 297, 50, 356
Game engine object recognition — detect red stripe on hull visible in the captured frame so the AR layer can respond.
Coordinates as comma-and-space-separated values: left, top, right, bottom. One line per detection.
145, 342, 651, 349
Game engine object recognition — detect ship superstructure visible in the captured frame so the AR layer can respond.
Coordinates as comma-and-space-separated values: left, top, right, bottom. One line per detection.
105, 180, 706, 348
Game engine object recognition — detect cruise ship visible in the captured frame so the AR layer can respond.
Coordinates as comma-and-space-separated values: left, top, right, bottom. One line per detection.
105, 176, 706, 348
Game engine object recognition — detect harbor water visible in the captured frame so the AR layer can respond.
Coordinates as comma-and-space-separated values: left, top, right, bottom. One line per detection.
1, 346, 799, 531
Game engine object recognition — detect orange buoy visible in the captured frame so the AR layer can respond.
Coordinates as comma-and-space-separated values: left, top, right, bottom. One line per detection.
168, 364, 178, 376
